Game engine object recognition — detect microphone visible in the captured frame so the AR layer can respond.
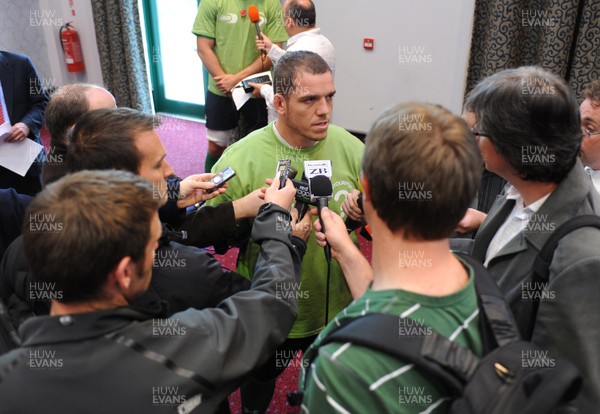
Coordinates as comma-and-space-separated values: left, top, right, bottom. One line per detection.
344, 193, 364, 233
248, 6, 266, 55
310, 175, 333, 262
293, 172, 310, 221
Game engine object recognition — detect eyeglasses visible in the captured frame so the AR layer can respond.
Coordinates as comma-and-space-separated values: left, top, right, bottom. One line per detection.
470, 127, 491, 138
583, 128, 600, 139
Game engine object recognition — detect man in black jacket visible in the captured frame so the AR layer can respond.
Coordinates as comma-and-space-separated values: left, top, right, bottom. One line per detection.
0, 169, 302, 413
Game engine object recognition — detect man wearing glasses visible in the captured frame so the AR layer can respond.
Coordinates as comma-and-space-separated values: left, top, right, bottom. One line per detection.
467, 67, 600, 412
579, 80, 600, 190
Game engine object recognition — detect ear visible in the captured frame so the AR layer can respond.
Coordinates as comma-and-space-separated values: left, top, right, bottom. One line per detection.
112, 256, 135, 292
285, 15, 294, 29
274, 94, 287, 116
360, 173, 371, 203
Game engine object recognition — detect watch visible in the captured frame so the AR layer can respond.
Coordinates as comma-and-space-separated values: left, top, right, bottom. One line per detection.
258, 202, 274, 215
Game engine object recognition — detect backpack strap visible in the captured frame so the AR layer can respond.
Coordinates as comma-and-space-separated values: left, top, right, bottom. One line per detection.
520, 214, 600, 339
320, 314, 479, 397
455, 253, 521, 350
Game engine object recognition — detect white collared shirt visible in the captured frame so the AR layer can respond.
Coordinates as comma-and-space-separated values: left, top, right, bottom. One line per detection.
268, 28, 336, 73
484, 186, 552, 266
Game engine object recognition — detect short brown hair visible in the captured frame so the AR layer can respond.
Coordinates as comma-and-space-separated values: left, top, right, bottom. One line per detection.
362, 102, 482, 240
273, 51, 331, 97
67, 107, 159, 174
23, 170, 160, 303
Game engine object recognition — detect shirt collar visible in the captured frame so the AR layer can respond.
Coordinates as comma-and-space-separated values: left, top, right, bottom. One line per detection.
504, 185, 551, 217
287, 28, 321, 46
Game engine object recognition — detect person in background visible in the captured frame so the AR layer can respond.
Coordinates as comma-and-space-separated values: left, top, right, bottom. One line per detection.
0, 51, 49, 195
249, 0, 335, 122
578, 79, 600, 190
193, 0, 288, 172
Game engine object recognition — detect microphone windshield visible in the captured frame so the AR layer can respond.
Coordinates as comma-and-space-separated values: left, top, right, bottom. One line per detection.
248, 6, 260, 23
311, 175, 333, 197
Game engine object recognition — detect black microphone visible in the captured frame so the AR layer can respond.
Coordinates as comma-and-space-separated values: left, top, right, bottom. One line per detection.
248, 6, 267, 55
344, 193, 364, 233
310, 175, 333, 262
293, 172, 310, 221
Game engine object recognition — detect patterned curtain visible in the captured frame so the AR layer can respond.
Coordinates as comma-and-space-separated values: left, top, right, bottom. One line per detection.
91, 0, 152, 113
466, 0, 599, 99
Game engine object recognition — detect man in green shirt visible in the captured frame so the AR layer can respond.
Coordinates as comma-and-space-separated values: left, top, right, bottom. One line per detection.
300, 102, 485, 412
193, 0, 288, 172
207, 51, 363, 412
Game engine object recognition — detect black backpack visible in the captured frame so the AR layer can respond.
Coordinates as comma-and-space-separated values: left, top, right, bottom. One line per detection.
291, 235, 589, 413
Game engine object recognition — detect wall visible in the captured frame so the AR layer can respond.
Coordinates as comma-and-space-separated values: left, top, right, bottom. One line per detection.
0, 0, 103, 89
0, 0, 52, 80
314, 0, 476, 133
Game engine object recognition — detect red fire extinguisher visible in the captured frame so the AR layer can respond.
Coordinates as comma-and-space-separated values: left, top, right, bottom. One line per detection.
59, 22, 85, 73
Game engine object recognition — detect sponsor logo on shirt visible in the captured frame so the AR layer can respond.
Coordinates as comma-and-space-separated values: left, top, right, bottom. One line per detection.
218, 13, 238, 24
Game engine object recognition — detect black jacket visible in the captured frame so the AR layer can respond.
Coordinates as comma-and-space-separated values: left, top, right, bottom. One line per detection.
0, 188, 31, 259
0, 206, 302, 413
160, 176, 247, 253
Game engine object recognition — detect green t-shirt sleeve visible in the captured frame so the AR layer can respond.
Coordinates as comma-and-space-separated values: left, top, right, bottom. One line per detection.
192, 0, 216, 37
264, 0, 288, 43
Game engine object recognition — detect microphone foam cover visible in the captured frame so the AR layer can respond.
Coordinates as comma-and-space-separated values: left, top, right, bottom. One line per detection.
248, 6, 260, 23
311, 175, 333, 197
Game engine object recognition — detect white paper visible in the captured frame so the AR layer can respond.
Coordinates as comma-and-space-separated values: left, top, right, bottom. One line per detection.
232, 87, 252, 111
0, 122, 11, 140
231, 71, 273, 110
0, 137, 44, 177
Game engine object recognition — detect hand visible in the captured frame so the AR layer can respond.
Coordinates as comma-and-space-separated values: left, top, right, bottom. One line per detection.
232, 188, 266, 220
4, 122, 30, 142
177, 173, 225, 208
248, 82, 264, 98
312, 207, 356, 261
263, 177, 296, 211
256, 34, 273, 54
342, 189, 363, 222
455, 208, 487, 235
258, 178, 274, 199
291, 207, 312, 242
214, 74, 241, 94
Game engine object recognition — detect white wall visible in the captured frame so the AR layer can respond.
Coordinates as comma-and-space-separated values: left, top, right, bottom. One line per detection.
314, 0, 476, 133
0, 0, 103, 89
0, 0, 52, 80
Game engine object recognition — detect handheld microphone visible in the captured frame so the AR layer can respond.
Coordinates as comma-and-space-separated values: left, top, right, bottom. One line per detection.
248, 6, 266, 55
293, 172, 310, 221
310, 175, 333, 262
344, 193, 364, 233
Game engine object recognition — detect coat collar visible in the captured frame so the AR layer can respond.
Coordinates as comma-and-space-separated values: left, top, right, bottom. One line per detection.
19, 303, 166, 347
474, 160, 597, 263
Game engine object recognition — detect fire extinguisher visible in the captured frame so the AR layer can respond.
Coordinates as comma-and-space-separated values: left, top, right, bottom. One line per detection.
59, 22, 85, 73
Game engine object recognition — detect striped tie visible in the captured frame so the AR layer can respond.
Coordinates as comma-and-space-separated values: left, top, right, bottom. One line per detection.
0, 98, 5, 125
